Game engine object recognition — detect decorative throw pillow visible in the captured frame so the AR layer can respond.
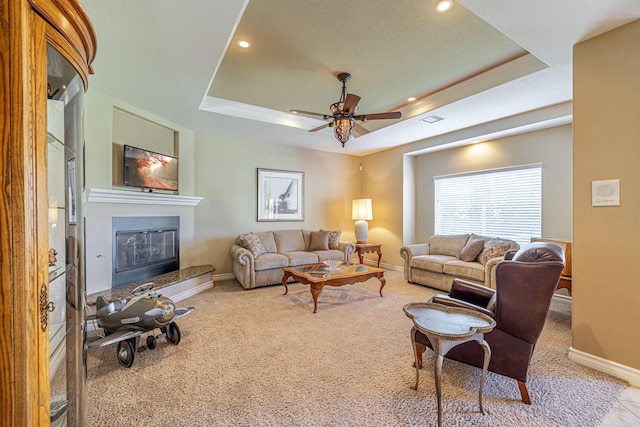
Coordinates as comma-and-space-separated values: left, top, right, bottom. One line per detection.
309, 231, 330, 251
239, 232, 266, 257
477, 239, 514, 266
321, 229, 342, 250
459, 239, 485, 262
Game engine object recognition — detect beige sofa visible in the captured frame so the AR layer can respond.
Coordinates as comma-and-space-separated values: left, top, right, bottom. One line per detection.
230, 229, 355, 290
400, 233, 519, 291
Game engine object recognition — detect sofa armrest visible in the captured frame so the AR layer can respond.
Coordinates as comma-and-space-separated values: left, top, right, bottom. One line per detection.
449, 278, 496, 308
399, 243, 430, 280
339, 241, 356, 261
484, 256, 505, 290
430, 294, 495, 319
230, 244, 256, 289
230, 244, 253, 265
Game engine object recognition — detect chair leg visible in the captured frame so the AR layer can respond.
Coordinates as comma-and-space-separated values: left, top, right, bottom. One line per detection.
414, 343, 426, 369
517, 380, 531, 404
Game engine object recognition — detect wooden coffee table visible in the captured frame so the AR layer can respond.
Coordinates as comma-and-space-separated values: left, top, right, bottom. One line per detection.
282, 262, 385, 313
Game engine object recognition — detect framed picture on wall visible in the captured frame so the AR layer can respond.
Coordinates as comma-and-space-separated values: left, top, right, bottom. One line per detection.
257, 168, 304, 221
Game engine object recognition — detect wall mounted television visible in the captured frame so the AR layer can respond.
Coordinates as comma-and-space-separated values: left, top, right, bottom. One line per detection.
123, 145, 178, 191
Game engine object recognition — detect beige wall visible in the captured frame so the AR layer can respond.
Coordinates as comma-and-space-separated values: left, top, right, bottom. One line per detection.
84, 89, 196, 194
191, 133, 362, 272
363, 125, 573, 267
83, 89, 198, 293
414, 126, 572, 243
573, 19, 640, 370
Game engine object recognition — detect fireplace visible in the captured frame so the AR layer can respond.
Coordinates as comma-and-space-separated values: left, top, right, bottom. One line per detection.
112, 216, 179, 287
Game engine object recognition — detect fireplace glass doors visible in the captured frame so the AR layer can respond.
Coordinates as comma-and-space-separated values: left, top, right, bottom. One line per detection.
112, 216, 179, 287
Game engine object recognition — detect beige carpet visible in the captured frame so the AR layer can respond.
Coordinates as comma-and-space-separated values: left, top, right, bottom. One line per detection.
87, 270, 626, 426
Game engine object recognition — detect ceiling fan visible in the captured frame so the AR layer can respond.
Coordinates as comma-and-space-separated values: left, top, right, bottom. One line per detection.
290, 72, 402, 147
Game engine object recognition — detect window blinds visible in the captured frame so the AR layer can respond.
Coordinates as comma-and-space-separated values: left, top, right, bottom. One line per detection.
434, 163, 542, 246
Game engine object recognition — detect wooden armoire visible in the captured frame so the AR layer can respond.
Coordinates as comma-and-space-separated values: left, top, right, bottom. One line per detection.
0, 1, 96, 425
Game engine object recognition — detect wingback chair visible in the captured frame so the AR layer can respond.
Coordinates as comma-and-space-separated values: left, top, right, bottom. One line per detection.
413, 242, 565, 404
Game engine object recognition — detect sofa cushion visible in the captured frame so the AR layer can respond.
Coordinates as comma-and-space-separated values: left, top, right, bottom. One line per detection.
443, 260, 485, 282
239, 232, 266, 257
274, 230, 306, 253
428, 234, 470, 257
284, 251, 319, 266
321, 229, 342, 250
309, 231, 330, 251
254, 253, 289, 271
477, 239, 519, 266
255, 231, 277, 253
459, 238, 485, 262
314, 249, 344, 262
411, 254, 459, 273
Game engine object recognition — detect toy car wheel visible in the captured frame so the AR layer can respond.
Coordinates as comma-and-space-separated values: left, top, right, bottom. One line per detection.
147, 335, 156, 350
166, 322, 181, 345
117, 340, 135, 368
146, 335, 157, 350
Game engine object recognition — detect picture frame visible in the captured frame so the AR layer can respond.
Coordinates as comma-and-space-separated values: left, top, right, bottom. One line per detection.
257, 168, 304, 221
67, 158, 77, 224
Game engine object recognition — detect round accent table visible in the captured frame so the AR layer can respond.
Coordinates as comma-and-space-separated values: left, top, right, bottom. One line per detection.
403, 302, 496, 427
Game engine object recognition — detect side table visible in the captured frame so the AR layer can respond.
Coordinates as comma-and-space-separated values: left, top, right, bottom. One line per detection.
354, 243, 382, 267
403, 302, 496, 427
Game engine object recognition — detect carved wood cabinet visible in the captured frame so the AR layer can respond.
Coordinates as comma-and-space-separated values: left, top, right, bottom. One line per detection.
0, 1, 96, 425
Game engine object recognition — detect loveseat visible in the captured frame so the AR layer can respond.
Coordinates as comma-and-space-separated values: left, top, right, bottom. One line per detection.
230, 229, 355, 290
400, 233, 519, 291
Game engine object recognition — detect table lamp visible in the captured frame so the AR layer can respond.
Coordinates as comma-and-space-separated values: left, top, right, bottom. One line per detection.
352, 198, 373, 243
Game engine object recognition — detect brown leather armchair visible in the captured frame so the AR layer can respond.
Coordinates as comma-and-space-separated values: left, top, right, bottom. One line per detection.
414, 242, 565, 404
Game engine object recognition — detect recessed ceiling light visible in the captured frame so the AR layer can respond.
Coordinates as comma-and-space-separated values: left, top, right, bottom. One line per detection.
407, 97, 417, 102
434, 0, 453, 13
237, 40, 251, 49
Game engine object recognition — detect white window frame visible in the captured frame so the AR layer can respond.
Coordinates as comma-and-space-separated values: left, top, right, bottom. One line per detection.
434, 163, 542, 246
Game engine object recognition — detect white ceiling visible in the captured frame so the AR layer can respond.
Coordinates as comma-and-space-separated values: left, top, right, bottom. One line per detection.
80, 0, 640, 156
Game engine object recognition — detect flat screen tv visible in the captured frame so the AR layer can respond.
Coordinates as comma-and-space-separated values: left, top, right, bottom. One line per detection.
123, 145, 178, 191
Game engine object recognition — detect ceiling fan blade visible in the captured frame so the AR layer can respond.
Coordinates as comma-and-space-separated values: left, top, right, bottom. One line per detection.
342, 94, 361, 116
308, 123, 330, 133
291, 109, 331, 120
353, 111, 402, 121
353, 123, 369, 136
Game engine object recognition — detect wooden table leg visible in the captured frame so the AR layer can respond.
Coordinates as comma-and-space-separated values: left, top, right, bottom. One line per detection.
310, 285, 322, 313
281, 272, 290, 295
378, 276, 386, 297
376, 248, 381, 267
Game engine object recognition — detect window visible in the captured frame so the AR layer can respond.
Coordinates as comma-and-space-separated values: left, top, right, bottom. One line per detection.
434, 163, 541, 245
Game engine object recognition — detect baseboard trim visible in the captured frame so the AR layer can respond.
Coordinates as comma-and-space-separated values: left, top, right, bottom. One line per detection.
213, 272, 236, 281
361, 260, 402, 272
568, 346, 640, 387
167, 279, 214, 303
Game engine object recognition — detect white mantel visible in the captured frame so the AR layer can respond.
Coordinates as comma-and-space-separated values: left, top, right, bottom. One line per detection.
83, 187, 202, 295
84, 187, 203, 206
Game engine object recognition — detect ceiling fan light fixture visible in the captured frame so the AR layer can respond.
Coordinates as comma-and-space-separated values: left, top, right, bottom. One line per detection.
333, 118, 354, 147
435, 0, 453, 13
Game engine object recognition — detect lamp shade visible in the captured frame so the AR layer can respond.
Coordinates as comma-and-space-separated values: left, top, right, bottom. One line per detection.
352, 198, 373, 220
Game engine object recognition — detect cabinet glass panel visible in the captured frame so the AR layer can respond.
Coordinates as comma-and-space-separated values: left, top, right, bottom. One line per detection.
47, 43, 86, 427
